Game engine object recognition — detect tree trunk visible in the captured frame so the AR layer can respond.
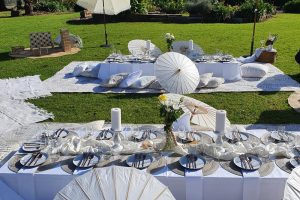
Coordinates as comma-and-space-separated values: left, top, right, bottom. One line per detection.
24, 0, 33, 15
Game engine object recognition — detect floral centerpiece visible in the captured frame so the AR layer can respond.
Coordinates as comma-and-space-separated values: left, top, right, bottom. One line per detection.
158, 94, 184, 151
165, 33, 175, 52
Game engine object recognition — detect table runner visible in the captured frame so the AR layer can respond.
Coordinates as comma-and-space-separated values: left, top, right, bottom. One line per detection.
43, 61, 300, 93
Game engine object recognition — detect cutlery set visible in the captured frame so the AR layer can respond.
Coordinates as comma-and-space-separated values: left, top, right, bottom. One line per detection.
23, 152, 43, 167
239, 154, 254, 170
185, 154, 197, 169
53, 128, 69, 139
96, 129, 112, 140
132, 154, 147, 168
132, 130, 157, 142
232, 131, 241, 143
78, 153, 95, 168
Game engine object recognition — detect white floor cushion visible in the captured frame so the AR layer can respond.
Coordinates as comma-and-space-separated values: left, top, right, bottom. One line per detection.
130, 76, 156, 89
100, 73, 128, 88
241, 63, 269, 78
119, 70, 143, 88
197, 73, 213, 88
73, 62, 101, 78
206, 77, 225, 88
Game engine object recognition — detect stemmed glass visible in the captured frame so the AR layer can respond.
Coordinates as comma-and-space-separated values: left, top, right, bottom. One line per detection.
260, 39, 265, 48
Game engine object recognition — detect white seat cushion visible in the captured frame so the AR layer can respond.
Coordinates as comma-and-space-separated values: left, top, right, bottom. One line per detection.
241, 63, 269, 78
205, 77, 225, 88
100, 73, 128, 88
197, 73, 213, 88
130, 76, 156, 89
119, 70, 142, 88
73, 62, 101, 78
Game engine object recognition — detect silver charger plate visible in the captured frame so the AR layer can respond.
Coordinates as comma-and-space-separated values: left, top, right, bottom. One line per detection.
126, 153, 153, 169
20, 152, 48, 167
224, 131, 249, 141
73, 154, 100, 168
21, 142, 45, 152
289, 157, 300, 168
233, 155, 262, 170
179, 154, 206, 170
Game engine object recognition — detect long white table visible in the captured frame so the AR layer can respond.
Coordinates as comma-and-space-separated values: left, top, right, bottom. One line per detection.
98, 61, 242, 81
0, 129, 296, 200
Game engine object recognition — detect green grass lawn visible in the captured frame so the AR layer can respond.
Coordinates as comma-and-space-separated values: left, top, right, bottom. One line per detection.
0, 12, 299, 124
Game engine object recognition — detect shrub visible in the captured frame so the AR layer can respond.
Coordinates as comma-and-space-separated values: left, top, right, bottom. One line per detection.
33, 0, 65, 12
234, 0, 275, 19
283, 0, 300, 13
154, 0, 186, 14
186, 0, 213, 16
33, 0, 76, 12
265, 0, 291, 9
130, 0, 149, 14
211, 3, 238, 22
224, 0, 247, 6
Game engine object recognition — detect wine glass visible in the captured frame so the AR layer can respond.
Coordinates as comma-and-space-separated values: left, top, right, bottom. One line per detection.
260, 39, 265, 48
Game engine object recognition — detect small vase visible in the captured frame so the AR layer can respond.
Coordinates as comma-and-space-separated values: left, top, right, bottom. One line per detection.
162, 127, 178, 151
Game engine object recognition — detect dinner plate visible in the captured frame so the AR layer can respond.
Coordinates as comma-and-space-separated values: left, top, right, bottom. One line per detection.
73, 153, 100, 168
179, 154, 206, 170
233, 154, 262, 170
20, 152, 48, 167
131, 131, 157, 142
224, 131, 249, 142
177, 132, 201, 144
21, 142, 45, 152
290, 157, 300, 168
126, 153, 153, 169
294, 146, 300, 154
53, 128, 70, 139
270, 131, 291, 142
96, 129, 113, 140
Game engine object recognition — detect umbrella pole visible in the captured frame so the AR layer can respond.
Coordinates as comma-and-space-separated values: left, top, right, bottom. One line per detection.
100, 0, 111, 48
250, 0, 258, 55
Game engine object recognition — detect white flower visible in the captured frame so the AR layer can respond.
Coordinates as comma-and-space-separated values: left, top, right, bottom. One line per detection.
165, 33, 171, 39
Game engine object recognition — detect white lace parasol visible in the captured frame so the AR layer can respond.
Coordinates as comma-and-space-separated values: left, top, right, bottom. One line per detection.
54, 166, 175, 200
128, 39, 162, 58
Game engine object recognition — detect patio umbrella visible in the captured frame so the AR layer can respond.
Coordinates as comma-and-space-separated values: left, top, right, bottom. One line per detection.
166, 93, 231, 131
76, 0, 131, 47
128, 39, 162, 58
154, 52, 200, 94
54, 166, 175, 200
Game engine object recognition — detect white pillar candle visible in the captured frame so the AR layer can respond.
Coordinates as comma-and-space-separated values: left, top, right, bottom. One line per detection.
188, 40, 193, 50
215, 110, 226, 133
146, 40, 151, 50
111, 108, 121, 131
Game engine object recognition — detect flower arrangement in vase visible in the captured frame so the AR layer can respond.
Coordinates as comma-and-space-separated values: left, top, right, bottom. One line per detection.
158, 94, 184, 151
265, 33, 278, 51
165, 33, 175, 52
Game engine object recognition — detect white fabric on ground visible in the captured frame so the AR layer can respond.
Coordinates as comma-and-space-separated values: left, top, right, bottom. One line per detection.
241, 63, 269, 78
237, 48, 264, 63
44, 61, 300, 93
0, 75, 51, 100
0, 98, 54, 134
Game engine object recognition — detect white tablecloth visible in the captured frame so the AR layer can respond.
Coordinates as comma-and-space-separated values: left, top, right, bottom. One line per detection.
0, 129, 296, 200
98, 61, 241, 81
